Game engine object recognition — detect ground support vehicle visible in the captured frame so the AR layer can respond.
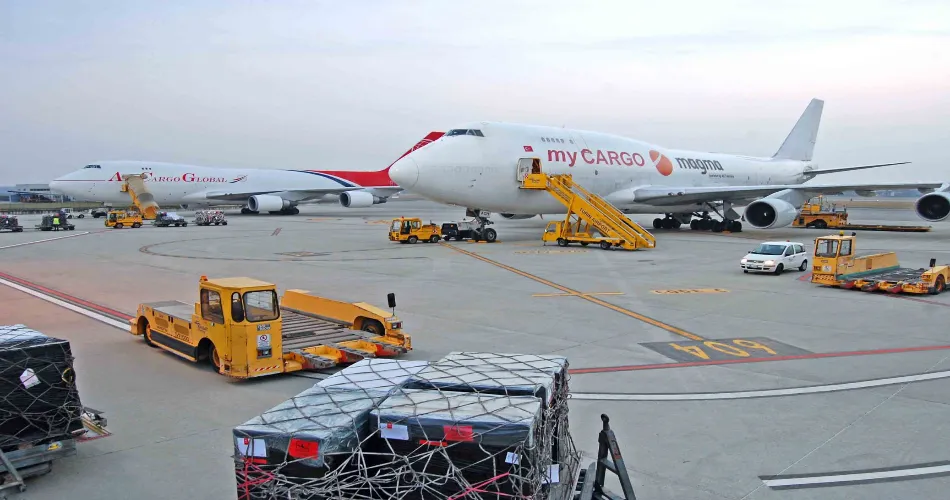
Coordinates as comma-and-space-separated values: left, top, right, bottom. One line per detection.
153, 211, 188, 227
90, 208, 109, 218
120, 173, 159, 219
0, 216, 23, 233
793, 196, 930, 232
811, 232, 949, 294
130, 276, 412, 379
517, 159, 655, 250
34, 215, 74, 231
0, 409, 109, 496
440, 218, 497, 242
542, 220, 625, 250
389, 217, 441, 243
194, 209, 227, 226
105, 210, 143, 229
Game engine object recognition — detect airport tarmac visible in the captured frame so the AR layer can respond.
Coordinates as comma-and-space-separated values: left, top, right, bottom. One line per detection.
1, 202, 949, 500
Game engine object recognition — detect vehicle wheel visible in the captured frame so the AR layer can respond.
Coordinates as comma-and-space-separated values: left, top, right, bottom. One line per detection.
730, 220, 742, 232
690, 220, 699, 230
141, 320, 156, 347
743, 270, 749, 273
209, 344, 222, 373
600, 241, 611, 250
222, 221, 227, 225
443, 235, 451, 241
814, 220, 827, 229
653, 218, 662, 229
182, 223, 188, 227
931, 275, 945, 295
483, 228, 497, 242
115, 223, 123, 229
132, 223, 141, 228
712, 221, 723, 233
580, 242, 589, 247
361, 319, 385, 336
557, 238, 568, 247
799, 259, 808, 272
774, 263, 784, 275
672, 219, 682, 229
78, 214, 84, 218
408, 235, 418, 244
429, 235, 440, 243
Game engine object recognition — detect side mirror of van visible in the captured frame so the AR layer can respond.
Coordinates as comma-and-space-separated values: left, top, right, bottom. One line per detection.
387, 293, 396, 309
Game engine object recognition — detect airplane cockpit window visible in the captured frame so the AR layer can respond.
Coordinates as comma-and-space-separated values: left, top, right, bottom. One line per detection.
84, 164, 101, 169
445, 129, 484, 137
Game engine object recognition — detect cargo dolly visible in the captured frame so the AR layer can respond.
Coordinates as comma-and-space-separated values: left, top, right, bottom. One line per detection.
0, 409, 109, 497
0, 216, 23, 233
811, 232, 949, 295
131, 276, 412, 379
793, 196, 931, 232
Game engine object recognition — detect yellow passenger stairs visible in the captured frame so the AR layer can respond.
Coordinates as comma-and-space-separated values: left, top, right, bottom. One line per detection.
520, 170, 656, 250
120, 173, 160, 220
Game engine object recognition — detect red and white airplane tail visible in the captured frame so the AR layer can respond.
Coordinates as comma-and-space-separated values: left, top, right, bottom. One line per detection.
316, 131, 444, 188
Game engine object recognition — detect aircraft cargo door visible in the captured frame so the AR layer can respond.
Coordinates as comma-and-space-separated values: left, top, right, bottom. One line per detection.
515, 157, 541, 183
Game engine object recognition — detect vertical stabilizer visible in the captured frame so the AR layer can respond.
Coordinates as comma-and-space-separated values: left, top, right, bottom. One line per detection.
772, 98, 823, 162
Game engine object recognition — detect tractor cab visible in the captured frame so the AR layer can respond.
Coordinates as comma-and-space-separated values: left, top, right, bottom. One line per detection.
388, 217, 441, 244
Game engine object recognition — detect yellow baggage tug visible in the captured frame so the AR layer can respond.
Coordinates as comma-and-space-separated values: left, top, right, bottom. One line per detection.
811, 232, 949, 295
130, 276, 411, 378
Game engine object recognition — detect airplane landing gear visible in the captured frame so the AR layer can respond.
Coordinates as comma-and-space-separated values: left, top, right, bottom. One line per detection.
240, 207, 259, 215
268, 207, 300, 215
465, 208, 497, 242
652, 214, 683, 230
687, 211, 742, 233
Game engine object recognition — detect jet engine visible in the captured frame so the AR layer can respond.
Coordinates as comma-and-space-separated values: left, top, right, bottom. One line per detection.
915, 192, 950, 222
743, 198, 799, 229
248, 194, 291, 212
340, 191, 384, 208
500, 213, 536, 220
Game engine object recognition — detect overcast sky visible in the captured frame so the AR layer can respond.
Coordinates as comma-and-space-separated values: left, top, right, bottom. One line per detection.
2, 0, 949, 184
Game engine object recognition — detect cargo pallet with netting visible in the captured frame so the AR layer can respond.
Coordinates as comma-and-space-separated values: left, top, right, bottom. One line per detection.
0, 325, 111, 496
0, 216, 23, 233
233, 352, 636, 499
194, 209, 228, 226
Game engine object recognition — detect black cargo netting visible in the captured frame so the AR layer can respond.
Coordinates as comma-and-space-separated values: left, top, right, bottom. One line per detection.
0, 216, 21, 230
234, 352, 581, 500
0, 325, 85, 451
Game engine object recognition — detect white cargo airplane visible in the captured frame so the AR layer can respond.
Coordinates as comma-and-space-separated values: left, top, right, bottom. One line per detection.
389, 99, 950, 241
48, 132, 444, 215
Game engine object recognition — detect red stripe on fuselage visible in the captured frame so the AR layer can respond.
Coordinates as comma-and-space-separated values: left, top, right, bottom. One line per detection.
307, 131, 444, 188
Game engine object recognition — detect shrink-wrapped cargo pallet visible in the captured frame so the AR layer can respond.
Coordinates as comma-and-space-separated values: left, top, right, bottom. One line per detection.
0, 325, 84, 451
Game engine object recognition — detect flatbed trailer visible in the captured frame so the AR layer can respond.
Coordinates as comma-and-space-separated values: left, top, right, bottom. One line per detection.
811, 232, 948, 295
834, 224, 931, 233
131, 276, 412, 379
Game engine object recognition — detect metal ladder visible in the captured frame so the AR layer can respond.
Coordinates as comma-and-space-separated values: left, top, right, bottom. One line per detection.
575, 414, 638, 500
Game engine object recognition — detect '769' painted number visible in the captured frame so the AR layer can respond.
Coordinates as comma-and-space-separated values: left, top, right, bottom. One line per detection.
640, 337, 812, 363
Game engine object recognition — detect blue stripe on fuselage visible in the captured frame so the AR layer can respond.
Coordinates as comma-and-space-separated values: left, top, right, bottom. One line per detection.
287, 170, 357, 188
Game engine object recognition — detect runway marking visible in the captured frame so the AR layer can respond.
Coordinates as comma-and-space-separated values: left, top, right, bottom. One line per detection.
532, 292, 624, 298
440, 242, 705, 341
0, 274, 130, 330
271, 227, 282, 236
0, 231, 91, 249
651, 288, 729, 295
570, 369, 950, 401
568, 343, 950, 374
640, 337, 810, 362
798, 272, 813, 282
760, 460, 950, 490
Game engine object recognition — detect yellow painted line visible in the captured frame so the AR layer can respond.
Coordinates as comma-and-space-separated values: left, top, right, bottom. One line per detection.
440, 242, 705, 341
533, 292, 625, 297
466, 240, 503, 244
364, 220, 390, 224
651, 288, 730, 295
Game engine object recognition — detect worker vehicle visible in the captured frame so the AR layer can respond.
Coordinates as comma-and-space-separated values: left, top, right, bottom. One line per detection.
153, 211, 188, 227
740, 240, 809, 274
541, 220, 624, 250
0, 215, 24, 233
130, 276, 412, 379
793, 196, 847, 229
35, 214, 75, 231
389, 217, 441, 244
104, 210, 143, 229
440, 219, 495, 242
90, 208, 109, 218
194, 209, 227, 226
58, 208, 85, 219
811, 232, 949, 294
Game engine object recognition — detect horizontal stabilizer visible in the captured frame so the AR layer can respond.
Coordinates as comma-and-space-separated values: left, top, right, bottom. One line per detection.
804, 161, 909, 177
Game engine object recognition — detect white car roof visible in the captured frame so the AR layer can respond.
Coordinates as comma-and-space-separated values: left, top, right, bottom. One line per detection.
759, 241, 803, 245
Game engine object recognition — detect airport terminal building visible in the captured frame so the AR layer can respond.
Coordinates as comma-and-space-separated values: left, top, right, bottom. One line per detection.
0, 183, 70, 203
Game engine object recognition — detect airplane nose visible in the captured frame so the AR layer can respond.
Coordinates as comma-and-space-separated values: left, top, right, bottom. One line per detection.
48, 179, 63, 193
389, 157, 419, 189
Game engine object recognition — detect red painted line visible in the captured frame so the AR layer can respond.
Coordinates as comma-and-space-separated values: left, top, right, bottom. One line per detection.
0, 272, 134, 320
798, 272, 813, 282
569, 344, 950, 375
889, 294, 950, 308
272, 227, 281, 236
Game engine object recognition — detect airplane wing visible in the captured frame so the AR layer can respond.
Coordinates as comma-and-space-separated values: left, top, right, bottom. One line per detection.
608, 182, 947, 207
186, 186, 401, 203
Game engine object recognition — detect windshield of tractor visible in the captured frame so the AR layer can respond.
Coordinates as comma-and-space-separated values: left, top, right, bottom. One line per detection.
750, 243, 787, 255
815, 239, 840, 257
243, 290, 279, 322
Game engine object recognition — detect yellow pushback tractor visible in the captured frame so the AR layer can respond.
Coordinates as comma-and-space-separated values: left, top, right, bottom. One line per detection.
130, 276, 412, 378
810, 232, 949, 295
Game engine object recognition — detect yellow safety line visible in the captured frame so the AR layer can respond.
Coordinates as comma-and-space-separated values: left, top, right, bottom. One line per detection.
440, 243, 705, 341
532, 292, 625, 297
